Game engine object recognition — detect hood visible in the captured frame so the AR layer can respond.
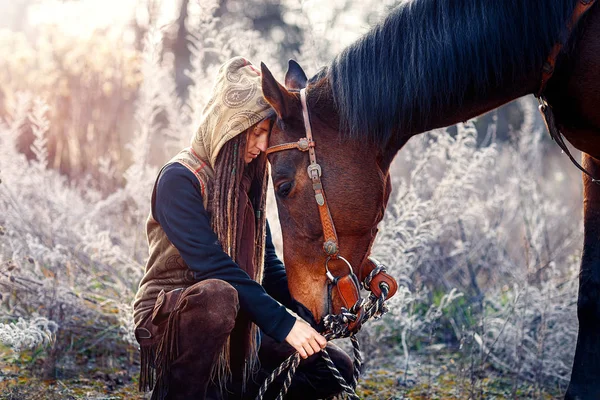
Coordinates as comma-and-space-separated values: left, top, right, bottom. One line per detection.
191, 57, 272, 171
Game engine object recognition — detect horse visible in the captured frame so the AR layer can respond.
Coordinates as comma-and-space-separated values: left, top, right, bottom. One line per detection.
260, 0, 600, 397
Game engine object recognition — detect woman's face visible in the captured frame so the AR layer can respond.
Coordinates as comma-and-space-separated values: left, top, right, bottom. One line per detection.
245, 118, 271, 164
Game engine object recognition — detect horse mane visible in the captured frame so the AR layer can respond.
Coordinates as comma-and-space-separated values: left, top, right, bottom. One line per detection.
328, 0, 578, 148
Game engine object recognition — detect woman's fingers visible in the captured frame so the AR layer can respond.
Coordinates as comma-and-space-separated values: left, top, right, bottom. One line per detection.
300, 335, 324, 358
315, 333, 328, 348
285, 319, 328, 359
308, 337, 322, 354
302, 343, 314, 358
297, 345, 308, 359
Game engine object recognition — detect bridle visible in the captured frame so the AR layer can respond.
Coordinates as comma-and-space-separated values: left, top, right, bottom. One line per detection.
266, 90, 342, 260
259, 86, 398, 399
536, 0, 599, 185
266, 88, 398, 332
257, 3, 599, 395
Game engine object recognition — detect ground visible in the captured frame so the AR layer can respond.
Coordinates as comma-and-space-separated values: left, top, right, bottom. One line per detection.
0, 366, 564, 399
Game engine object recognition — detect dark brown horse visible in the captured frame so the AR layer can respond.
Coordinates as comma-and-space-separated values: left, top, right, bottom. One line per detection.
261, 0, 600, 397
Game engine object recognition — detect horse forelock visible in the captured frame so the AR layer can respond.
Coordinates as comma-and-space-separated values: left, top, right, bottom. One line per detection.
328, 0, 578, 148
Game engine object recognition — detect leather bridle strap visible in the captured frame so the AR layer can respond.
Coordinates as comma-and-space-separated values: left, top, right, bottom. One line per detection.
267, 88, 341, 257
266, 138, 315, 154
266, 88, 398, 334
537, 0, 597, 96
536, 0, 600, 185
301, 89, 341, 257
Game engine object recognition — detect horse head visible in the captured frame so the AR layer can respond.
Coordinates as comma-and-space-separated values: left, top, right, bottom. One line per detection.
261, 60, 393, 323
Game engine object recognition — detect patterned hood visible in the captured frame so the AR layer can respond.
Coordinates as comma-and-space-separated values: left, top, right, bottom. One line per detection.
191, 57, 272, 173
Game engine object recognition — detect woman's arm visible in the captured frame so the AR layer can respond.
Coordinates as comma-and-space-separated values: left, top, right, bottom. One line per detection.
262, 221, 294, 309
154, 163, 295, 342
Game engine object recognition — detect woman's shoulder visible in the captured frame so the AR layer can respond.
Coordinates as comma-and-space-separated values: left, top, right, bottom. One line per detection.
158, 161, 208, 203
159, 163, 197, 185
157, 163, 205, 198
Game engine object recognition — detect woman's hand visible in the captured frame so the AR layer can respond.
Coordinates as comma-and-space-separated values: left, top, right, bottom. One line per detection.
284, 319, 327, 359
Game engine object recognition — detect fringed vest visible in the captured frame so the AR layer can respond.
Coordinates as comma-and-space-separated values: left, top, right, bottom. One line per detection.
133, 147, 211, 327
133, 147, 263, 395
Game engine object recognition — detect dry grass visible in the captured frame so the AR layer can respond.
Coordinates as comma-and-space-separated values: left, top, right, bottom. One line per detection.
0, 1, 585, 398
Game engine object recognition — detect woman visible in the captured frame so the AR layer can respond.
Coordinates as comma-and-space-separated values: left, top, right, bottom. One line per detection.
133, 57, 352, 400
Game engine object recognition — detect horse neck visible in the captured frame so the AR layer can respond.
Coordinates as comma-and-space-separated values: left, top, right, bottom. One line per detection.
411, 72, 540, 135
377, 68, 540, 168
328, 0, 576, 156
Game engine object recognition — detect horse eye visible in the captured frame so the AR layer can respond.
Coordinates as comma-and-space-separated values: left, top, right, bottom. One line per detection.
276, 181, 294, 198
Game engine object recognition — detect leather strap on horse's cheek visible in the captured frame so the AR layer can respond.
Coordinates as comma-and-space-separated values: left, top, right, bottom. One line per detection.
370, 273, 398, 299
359, 258, 399, 299
316, 189, 340, 255
358, 258, 376, 285
299, 88, 340, 257
334, 274, 362, 331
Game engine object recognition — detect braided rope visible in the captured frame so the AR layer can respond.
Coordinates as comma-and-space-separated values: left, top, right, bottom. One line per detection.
321, 349, 359, 399
350, 335, 362, 389
362, 265, 387, 290
255, 353, 300, 400
317, 282, 389, 400
275, 354, 301, 400
256, 272, 391, 400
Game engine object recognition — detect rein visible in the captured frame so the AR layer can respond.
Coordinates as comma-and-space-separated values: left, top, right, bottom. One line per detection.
258, 88, 398, 399
536, 0, 599, 185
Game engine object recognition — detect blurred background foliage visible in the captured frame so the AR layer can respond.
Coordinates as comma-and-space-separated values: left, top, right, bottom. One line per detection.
0, 0, 530, 189
0, 0, 584, 398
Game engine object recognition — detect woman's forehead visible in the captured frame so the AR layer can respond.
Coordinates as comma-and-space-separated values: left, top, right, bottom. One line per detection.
256, 118, 272, 130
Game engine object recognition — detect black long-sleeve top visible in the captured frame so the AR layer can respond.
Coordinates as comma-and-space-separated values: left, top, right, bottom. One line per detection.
153, 163, 296, 342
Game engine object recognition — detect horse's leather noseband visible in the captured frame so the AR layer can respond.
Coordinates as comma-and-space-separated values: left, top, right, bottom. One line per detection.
266, 88, 397, 331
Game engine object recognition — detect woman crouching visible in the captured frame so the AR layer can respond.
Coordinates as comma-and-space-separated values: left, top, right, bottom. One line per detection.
132, 57, 352, 399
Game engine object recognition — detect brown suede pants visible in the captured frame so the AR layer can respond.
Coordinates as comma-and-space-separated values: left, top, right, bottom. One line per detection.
135, 279, 353, 400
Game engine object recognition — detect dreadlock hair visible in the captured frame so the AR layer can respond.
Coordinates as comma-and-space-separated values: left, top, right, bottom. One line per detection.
209, 129, 269, 268
207, 124, 270, 391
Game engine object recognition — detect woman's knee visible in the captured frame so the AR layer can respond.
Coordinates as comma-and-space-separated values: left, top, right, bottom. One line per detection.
180, 279, 239, 333
325, 343, 354, 384
197, 279, 238, 304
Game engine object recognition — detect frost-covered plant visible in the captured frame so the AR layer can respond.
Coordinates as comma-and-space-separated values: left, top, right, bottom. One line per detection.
0, 28, 141, 183
0, 0, 584, 395
360, 97, 580, 391
0, 316, 58, 353
0, 95, 144, 373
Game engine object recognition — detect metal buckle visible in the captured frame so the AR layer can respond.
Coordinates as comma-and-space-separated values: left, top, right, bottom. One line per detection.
307, 163, 322, 179
325, 256, 353, 283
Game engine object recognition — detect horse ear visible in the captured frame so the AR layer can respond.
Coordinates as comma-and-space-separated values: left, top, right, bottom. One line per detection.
261, 62, 296, 119
285, 60, 308, 90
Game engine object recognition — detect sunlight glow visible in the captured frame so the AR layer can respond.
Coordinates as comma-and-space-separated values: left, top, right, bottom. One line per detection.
26, 0, 178, 37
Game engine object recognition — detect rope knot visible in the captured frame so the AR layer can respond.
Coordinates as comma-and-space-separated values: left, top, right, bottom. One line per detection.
362, 264, 387, 290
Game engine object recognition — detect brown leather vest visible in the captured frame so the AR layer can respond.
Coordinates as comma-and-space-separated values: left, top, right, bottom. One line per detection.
133, 148, 211, 327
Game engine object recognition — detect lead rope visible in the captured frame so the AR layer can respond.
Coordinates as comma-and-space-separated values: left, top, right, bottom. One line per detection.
255, 269, 391, 400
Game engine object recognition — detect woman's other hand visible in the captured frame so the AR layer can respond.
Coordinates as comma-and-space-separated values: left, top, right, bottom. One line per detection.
284, 319, 327, 359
